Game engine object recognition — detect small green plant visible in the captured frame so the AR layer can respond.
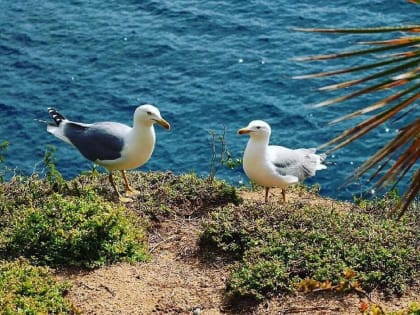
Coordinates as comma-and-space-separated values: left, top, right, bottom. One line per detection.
360, 300, 420, 315
207, 127, 242, 182
0, 259, 74, 314
0, 140, 8, 163
228, 259, 291, 301
0, 140, 9, 183
403, 302, 420, 315
354, 188, 401, 216
3, 192, 149, 268
248, 180, 261, 192
43, 145, 66, 191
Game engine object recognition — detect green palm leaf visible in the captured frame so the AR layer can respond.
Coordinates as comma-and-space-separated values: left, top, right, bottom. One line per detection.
296, 24, 420, 217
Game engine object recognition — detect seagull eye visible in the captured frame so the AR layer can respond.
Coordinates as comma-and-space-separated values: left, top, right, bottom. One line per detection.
146, 111, 152, 115
256, 126, 261, 129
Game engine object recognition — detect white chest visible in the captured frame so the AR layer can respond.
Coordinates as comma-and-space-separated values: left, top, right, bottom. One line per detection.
242, 142, 295, 188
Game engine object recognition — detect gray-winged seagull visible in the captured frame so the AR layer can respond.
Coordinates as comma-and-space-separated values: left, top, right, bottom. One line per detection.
46, 104, 170, 202
238, 120, 326, 202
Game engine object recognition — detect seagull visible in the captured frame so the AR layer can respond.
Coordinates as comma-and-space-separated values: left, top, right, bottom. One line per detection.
45, 104, 170, 202
238, 120, 326, 202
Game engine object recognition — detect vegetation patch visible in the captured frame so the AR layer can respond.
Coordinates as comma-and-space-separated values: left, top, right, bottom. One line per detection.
1, 167, 418, 312
0, 259, 74, 314
0, 177, 149, 269
0, 171, 239, 269
200, 199, 420, 302
123, 171, 241, 220
0, 169, 240, 313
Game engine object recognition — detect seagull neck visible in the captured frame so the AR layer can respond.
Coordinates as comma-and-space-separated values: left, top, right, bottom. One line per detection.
132, 123, 155, 141
248, 137, 269, 153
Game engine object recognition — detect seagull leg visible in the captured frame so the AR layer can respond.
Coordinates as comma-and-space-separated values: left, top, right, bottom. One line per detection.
109, 171, 132, 203
264, 187, 270, 203
281, 189, 287, 203
121, 170, 140, 196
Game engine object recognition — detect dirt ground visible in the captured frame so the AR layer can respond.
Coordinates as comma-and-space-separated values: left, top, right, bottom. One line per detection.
62, 188, 419, 315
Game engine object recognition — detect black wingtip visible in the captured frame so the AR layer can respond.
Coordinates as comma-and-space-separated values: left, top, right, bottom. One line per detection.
48, 108, 66, 126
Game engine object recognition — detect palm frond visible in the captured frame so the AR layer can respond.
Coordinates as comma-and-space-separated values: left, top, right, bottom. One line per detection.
358, 37, 420, 45
293, 41, 419, 61
294, 25, 420, 33
312, 77, 412, 108
292, 52, 420, 79
328, 83, 420, 125
318, 57, 420, 91
296, 24, 420, 217
396, 169, 420, 217
320, 92, 419, 153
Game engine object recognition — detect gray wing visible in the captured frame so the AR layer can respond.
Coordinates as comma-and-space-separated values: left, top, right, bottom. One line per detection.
64, 121, 130, 161
268, 146, 323, 181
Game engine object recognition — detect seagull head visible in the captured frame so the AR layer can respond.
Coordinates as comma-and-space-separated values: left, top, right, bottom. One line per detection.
238, 120, 271, 140
134, 104, 171, 130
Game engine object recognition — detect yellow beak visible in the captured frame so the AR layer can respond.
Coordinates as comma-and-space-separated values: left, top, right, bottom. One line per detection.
157, 118, 171, 130
238, 127, 251, 135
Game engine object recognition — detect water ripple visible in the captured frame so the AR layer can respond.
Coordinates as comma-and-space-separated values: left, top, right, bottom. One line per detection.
0, 0, 417, 200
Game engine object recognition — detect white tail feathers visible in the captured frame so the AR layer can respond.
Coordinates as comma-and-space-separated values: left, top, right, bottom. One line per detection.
315, 153, 327, 170
283, 175, 300, 185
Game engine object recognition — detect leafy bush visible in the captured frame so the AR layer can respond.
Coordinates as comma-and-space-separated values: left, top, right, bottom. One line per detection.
0, 171, 239, 269
0, 259, 74, 314
227, 259, 290, 301
0, 170, 241, 313
201, 200, 420, 301
1, 192, 149, 268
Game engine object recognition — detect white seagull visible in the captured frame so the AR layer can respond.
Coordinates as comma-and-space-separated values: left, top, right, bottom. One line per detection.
45, 104, 170, 202
238, 120, 326, 202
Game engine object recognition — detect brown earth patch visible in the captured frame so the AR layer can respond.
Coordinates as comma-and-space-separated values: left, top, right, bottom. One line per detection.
61, 187, 419, 315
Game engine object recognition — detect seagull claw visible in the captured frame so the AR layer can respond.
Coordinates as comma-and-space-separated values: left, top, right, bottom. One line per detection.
125, 188, 140, 197
119, 196, 133, 203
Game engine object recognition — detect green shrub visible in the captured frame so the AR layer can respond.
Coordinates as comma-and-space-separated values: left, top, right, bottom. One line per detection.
0, 259, 74, 314
201, 200, 420, 301
228, 259, 290, 301
2, 192, 149, 268
43, 145, 66, 192
126, 172, 241, 219
0, 170, 242, 311
48, 171, 240, 219
0, 171, 239, 269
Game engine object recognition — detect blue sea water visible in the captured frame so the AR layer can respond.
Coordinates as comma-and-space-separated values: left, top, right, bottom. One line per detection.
0, 0, 418, 201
